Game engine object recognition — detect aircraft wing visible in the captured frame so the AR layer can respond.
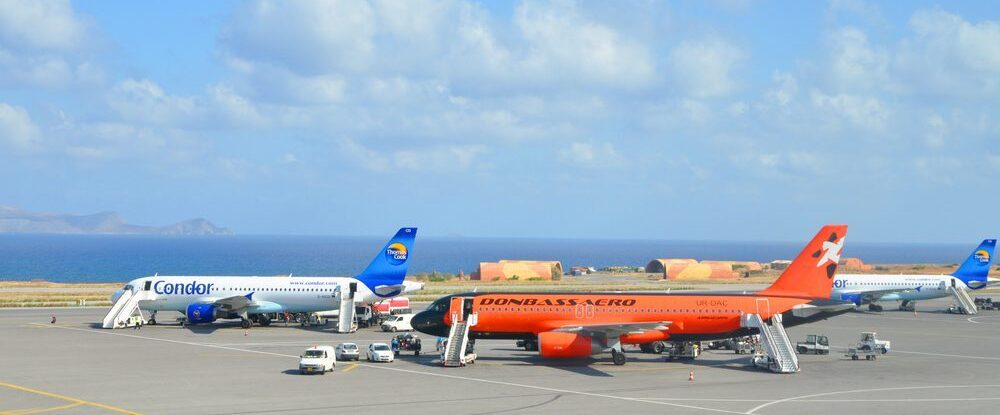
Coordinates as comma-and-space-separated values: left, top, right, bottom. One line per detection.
841, 288, 916, 302
554, 321, 671, 339
211, 293, 254, 312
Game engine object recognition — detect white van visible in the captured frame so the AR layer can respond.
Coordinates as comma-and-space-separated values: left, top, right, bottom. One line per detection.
380, 313, 414, 332
299, 345, 336, 374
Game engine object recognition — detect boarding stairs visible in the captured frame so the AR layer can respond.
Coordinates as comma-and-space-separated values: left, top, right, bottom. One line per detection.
443, 312, 477, 367
742, 313, 799, 373
336, 284, 357, 333
949, 286, 978, 315
102, 289, 151, 329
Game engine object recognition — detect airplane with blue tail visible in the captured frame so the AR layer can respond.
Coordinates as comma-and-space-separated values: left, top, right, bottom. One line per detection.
107, 228, 421, 328
832, 239, 996, 311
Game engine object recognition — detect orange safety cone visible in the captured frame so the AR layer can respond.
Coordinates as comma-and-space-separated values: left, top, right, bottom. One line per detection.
689, 371, 694, 381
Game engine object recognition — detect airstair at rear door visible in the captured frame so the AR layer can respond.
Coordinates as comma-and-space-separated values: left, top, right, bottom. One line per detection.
949, 285, 978, 315
102, 289, 151, 329
742, 312, 799, 373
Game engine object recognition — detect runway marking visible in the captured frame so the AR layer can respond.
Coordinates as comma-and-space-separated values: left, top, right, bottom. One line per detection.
341, 363, 360, 373
0, 381, 139, 415
827, 346, 1000, 361
745, 384, 1000, 414
644, 397, 1000, 403
31, 324, 744, 414
968, 315, 1000, 324
6, 402, 83, 414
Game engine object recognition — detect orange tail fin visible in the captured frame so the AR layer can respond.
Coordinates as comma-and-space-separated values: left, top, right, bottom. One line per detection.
757, 225, 847, 299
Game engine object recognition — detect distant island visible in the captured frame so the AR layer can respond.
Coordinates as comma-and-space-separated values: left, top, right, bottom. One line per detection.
0, 206, 233, 235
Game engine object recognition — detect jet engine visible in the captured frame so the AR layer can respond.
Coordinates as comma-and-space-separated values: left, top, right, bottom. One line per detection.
185, 304, 220, 324
839, 293, 862, 306
537, 332, 603, 358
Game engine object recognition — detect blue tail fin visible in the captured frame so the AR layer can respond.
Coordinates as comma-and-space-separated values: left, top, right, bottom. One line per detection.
356, 228, 417, 297
953, 239, 995, 288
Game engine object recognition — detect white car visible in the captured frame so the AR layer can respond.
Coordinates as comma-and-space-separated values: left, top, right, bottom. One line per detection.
380, 313, 414, 332
336, 342, 360, 361
367, 343, 395, 362
299, 345, 336, 375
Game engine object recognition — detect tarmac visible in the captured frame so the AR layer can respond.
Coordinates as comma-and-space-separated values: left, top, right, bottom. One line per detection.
2, 295, 999, 415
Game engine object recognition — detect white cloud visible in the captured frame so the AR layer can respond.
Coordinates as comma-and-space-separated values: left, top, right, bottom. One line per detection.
0, 0, 102, 88
558, 142, 619, 166
826, 27, 889, 92
670, 38, 746, 98
764, 71, 798, 107
924, 114, 948, 148
0, 103, 41, 151
107, 79, 199, 126
810, 91, 888, 130
0, 0, 90, 51
896, 10, 1000, 97
337, 137, 486, 173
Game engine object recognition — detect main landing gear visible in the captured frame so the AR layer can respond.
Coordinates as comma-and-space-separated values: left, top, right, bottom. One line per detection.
868, 303, 884, 312
240, 319, 252, 329
611, 349, 626, 365
148, 311, 157, 325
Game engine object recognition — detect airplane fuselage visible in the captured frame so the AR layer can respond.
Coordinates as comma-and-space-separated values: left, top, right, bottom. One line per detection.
116, 275, 421, 314
832, 273, 984, 303
414, 292, 853, 343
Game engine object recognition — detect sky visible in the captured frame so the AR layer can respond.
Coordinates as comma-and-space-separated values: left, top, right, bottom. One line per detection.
0, 0, 997, 242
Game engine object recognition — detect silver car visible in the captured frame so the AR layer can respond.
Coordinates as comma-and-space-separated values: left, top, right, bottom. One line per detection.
336, 342, 360, 361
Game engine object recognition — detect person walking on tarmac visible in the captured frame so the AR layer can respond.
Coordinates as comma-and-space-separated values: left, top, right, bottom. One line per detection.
391, 337, 400, 356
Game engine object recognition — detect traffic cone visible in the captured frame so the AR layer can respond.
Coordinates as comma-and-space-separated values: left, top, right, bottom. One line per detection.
689, 371, 694, 381
244, 329, 248, 337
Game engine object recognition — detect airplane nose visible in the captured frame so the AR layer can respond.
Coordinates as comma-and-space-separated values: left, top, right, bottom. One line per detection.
111, 289, 124, 303
412, 310, 447, 337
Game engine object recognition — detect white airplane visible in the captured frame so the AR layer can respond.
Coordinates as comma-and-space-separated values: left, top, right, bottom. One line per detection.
108, 228, 422, 328
832, 239, 996, 311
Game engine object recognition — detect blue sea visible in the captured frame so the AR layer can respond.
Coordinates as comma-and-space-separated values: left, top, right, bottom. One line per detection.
0, 234, 972, 282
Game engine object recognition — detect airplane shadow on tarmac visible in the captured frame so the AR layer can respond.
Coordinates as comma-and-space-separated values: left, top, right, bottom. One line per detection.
397, 353, 616, 377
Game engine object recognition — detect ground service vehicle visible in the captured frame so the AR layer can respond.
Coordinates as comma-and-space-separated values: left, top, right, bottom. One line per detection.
367, 343, 394, 362
299, 346, 336, 374
856, 332, 890, 354
393, 333, 422, 356
335, 343, 360, 361
796, 334, 830, 354
381, 313, 414, 332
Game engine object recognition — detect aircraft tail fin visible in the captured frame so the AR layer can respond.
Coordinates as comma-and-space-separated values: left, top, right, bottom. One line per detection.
757, 225, 848, 299
953, 239, 995, 288
355, 228, 417, 297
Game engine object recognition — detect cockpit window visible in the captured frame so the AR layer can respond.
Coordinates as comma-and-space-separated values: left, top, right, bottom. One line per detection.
429, 298, 448, 312
123, 285, 133, 291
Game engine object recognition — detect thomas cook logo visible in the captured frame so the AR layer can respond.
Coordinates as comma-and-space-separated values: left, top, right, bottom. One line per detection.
385, 242, 408, 265
974, 249, 990, 264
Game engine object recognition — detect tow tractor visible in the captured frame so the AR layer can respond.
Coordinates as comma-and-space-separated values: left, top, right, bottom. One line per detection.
845, 332, 890, 361
392, 333, 422, 356
796, 334, 830, 355
664, 341, 701, 360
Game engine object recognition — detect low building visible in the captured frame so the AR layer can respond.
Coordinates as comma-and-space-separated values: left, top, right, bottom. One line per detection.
645, 258, 742, 280
473, 260, 564, 281
770, 260, 792, 270
839, 257, 873, 271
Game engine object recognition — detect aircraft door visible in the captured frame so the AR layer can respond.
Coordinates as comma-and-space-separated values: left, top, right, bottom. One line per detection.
449, 297, 465, 323
755, 298, 770, 318
143, 281, 151, 291
951, 278, 956, 288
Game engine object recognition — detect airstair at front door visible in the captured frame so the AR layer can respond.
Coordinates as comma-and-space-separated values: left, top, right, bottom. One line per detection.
443, 297, 477, 367
949, 285, 978, 315
742, 312, 799, 373
102, 289, 151, 329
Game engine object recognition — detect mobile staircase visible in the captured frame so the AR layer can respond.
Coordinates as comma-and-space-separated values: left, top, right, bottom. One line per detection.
742, 313, 799, 373
443, 312, 477, 367
949, 286, 978, 315
336, 284, 357, 333
102, 289, 151, 329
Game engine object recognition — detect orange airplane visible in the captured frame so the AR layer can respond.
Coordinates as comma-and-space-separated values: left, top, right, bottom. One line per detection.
413, 225, 852, 365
